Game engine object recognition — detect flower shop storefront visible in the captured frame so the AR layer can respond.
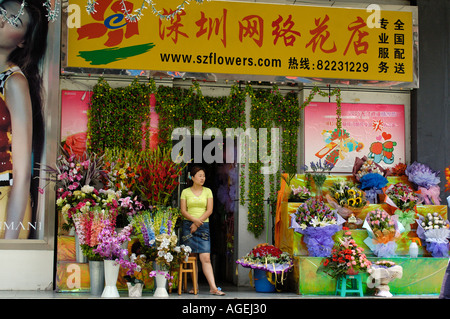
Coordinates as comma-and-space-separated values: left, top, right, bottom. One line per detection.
49, 0, 450, 299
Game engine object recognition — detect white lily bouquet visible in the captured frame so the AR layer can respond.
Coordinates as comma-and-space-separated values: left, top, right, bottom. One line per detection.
416, 213, 450, 257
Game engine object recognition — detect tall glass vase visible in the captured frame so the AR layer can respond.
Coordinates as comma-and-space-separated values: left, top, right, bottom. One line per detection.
89, 260, 104, 296
101, 260, 120, 298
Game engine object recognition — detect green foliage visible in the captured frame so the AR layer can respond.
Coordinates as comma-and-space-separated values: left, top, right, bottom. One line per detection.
88, 77, 156, 154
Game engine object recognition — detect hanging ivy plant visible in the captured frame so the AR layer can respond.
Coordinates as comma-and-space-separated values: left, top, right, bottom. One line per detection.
301, 86, 342, 130
88, 77, 155, 154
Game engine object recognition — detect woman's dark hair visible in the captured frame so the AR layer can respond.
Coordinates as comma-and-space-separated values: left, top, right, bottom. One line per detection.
6, 0, 48, 222
187, 165, 205, 187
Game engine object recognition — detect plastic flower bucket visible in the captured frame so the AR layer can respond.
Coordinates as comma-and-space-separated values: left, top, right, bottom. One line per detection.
253, 269, 276, 293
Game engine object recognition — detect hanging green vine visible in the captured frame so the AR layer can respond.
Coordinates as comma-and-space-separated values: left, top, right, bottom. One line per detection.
246, 86, 268, 237
301, 86, 342, 130
88, 77, 155, 154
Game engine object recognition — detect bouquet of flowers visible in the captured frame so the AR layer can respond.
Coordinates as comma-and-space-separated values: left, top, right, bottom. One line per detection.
118, 195, 145, 218
289, 185, 311, 202
38, 150, 108, 230
405, 162, 441, 205
135, 147, 184, 206
416, 212, 450, 257
384, 182, 420, 233
236, 244, 293, 286
327, 181, 367, 219
389, 162, 407, 176
236, 244, 293, 274
93, 220, 133, 261
103, 148, 140, 196
362, 208, 401, 257
445, 166, 450, 192
353, 156, 386, 181
72, 205, 117, 260
290, 198, 345, 257
129, 207, 190, 269
352, 156, 388, 204
317, 227, 372, 279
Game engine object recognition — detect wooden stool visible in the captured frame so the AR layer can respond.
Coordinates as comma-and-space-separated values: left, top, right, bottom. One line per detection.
335, 274, 364, 297
178, 256, 198, 295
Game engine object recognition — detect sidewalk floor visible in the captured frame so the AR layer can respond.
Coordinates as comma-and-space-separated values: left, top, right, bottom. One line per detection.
0, 282, 438, 299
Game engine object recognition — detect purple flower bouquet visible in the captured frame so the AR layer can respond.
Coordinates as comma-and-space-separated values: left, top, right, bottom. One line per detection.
405, 162, 441, 205
290, 198, 345, 257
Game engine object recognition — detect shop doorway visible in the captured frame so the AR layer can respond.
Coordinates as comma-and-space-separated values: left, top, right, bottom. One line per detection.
175, 136, 238, 285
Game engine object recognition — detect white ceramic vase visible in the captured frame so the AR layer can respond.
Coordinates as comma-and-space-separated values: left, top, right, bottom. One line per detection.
127, 282, 143, 297
153, 271, 169, 297
101, 260, 120, 298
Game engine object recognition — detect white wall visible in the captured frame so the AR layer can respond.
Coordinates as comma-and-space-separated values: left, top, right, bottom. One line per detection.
0, 251, 54, 290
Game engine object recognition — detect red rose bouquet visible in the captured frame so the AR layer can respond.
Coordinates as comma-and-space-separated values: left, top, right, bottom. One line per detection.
317, 227, 372, 279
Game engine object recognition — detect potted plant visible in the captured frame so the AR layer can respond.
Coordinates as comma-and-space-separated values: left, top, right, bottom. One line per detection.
128, 207, 191, 297
93, 220, 133, 298
302, 160, 334, 199
120, 253, 149, 297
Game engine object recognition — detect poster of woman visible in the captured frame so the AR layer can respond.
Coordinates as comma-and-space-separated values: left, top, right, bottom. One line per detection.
0, 0, 48, 239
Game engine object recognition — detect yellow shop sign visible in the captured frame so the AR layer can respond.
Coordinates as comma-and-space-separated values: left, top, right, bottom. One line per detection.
67, 0, 414, 82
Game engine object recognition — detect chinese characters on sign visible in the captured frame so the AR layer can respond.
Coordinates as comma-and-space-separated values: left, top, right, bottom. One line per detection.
68, 0, 414, 83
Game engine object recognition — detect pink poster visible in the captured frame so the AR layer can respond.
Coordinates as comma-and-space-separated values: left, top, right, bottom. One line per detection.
60, 90, 91, 157
304, 102, 405, 172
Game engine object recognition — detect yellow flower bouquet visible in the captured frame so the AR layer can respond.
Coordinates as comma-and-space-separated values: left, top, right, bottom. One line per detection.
326, 181, 368, 219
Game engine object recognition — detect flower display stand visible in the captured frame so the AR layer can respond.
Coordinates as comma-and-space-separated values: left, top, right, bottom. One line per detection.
278, 174, 448, 296
335, 274, 363, 297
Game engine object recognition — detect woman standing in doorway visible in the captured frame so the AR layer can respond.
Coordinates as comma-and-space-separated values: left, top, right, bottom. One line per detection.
180, 165, 225, 296
0, 0, 47, 239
